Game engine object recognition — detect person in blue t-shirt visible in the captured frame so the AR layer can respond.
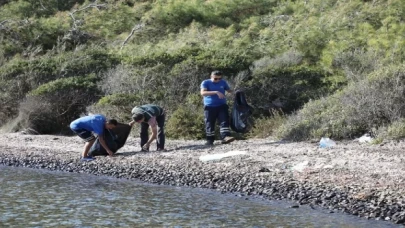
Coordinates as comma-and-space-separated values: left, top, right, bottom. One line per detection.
70, 114, 118, 160
200, 71, 235, 145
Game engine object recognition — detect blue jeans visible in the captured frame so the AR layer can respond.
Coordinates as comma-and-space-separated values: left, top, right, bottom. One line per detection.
204, 104, 231, 141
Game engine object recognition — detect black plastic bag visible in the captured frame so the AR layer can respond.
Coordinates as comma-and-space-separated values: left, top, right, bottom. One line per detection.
88, 123, 132, 156
230, 90, 253, 133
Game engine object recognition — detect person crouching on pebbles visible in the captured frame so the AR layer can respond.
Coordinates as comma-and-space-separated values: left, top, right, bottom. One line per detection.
70, 114, 118, 160
200, 70, 235, 145
129, 104, 166, 152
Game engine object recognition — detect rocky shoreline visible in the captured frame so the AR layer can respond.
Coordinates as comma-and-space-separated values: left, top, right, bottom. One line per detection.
1, 133, 405, 225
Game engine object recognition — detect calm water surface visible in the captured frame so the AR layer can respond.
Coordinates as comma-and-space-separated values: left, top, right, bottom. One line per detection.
0, 165, 399, 228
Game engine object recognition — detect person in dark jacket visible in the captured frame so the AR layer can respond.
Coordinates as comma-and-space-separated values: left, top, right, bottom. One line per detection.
70, 114, 118, 160
200, 71, 235, 145
129, 104, 165, 151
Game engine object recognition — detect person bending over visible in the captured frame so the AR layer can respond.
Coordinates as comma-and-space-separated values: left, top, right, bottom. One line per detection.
129, 104, 165, 151
70, 114, 117, 160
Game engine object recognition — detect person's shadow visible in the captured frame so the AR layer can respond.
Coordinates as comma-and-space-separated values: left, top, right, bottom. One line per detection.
115, 149, 173, 156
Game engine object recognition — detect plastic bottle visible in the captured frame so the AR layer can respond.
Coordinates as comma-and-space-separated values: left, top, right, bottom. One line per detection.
319, 137, 336, 148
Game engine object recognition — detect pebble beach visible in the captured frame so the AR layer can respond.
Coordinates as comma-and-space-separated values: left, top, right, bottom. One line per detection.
1, 133, 405, 225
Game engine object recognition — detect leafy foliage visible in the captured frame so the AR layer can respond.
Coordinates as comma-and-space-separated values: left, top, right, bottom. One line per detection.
166, 94, 205, 139
88, 93, 142, 124
277, 65, 405, 141
1, 0, 405, 140
241, 65, 330, 114
0, 47, 118, 130
15, 74, 100, 134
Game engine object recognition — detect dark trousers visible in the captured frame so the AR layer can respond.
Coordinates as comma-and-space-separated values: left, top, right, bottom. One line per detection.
140, 114, 165, 149
204, 104, 231, 141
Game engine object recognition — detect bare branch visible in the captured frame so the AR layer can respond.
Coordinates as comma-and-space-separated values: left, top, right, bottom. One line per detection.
69, 2, 107, 29
0, 20, 10, 29
70, 3, 106, 15
121, 23, 145, 49
39, 0, 48, 11
0, 20, 9, 25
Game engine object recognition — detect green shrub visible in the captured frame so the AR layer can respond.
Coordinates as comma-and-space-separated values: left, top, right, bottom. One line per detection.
276, 64, 405, 141
0, 39, 24, 58
60, 48, 120, 77
0, 13, 70, 54
88, 93, 142, 123
247, 109, 286, 139
144, 0, 276, 33
29, 74, 99, 96
0, 47, 119, 81
82, 3, 140, 39
122, 48, 194, 67
377, 119, 405, 140
97, 93, 141, 107
191, 47, 252, 74
166, 94, 205, 140
13, 74, 100, 134
0, 0, 85, 19
274, 95, 360, 141
241, 65, 330, 115
341, 65, 405, 126
0, 47, 118, 126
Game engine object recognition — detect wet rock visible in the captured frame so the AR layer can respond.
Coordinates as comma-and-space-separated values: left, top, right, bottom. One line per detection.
259, 167, 270, 172
323, 192, 336, 200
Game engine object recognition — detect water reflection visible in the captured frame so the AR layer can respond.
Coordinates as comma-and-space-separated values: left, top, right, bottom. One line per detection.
0, 166, 398, 228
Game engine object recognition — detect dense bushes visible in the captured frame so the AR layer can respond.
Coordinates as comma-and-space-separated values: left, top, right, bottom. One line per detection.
14, 74, 100, 134
277, 65, 405, 141
166, 94, 205, 139
88, 93, 142, 124
0, 48, 118, 129
247, 109, 286, 139
241, 64, 330, 114
143, 0, 277, 33
0, 0, 85, 18
0, 48, 119, 81
1, 0, 405, 140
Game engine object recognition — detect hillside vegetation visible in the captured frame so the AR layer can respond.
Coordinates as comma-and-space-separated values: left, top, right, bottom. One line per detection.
1, 0, 405, 141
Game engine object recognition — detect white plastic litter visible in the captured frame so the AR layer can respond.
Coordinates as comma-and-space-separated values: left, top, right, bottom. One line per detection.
199, 150, 247, 162
358, 134, 373, 143
291, 161, 309, 172
319, 137, 336, 148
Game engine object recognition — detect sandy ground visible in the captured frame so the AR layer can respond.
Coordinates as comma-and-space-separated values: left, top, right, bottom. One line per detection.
1, 133, 405, 196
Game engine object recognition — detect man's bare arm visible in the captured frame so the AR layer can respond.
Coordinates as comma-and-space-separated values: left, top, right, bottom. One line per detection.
201, 89, 225, 99
143, 125, 157, 148
99, 135, 113, 156
200, 88, 218, 96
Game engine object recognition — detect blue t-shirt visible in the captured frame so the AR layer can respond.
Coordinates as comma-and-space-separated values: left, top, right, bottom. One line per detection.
70, 114, 106, 135
200, 79, 230, 107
